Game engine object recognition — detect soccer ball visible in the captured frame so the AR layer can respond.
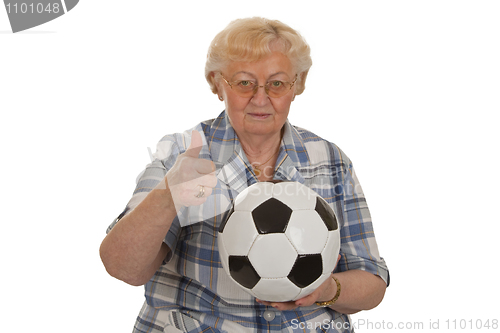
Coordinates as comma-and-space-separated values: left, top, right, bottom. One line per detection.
218, 181, 340, 302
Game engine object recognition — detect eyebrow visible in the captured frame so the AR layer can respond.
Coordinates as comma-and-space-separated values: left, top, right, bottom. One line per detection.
231, 71, 291, 80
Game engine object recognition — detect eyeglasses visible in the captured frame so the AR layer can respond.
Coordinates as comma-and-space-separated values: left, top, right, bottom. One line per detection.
219, 73, 297, 98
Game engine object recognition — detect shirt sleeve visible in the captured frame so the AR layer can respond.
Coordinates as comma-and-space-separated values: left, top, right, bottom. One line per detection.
335, 162, 390, 286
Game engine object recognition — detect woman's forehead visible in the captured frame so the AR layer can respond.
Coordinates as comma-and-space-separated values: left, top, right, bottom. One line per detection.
225, 52, 294, 78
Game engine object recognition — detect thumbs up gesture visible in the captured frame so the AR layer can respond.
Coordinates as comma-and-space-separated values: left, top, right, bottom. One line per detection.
165, 131, 217, 211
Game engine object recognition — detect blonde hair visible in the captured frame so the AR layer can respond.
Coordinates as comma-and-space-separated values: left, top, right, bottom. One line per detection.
205, 17, 312, 95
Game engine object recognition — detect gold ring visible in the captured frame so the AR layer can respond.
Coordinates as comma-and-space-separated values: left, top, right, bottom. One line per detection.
195, 185, 205, 198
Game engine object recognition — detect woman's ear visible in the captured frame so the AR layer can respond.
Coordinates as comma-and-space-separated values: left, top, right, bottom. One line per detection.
211, 72, 225, 101
295, 71, 309, 96
210, 72, 220, 94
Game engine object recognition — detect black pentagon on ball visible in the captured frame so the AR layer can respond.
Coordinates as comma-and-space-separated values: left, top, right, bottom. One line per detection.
228, 255, 261, 289
251, 198, 293, 234
287, 254, 323, 288
315, 197, 338, 231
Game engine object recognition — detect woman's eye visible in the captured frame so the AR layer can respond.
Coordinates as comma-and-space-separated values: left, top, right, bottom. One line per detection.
239, 80, 252, 87
271, 81, 283, 87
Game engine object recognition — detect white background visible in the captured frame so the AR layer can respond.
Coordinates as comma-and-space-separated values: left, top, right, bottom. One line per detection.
1, 1, 499, 332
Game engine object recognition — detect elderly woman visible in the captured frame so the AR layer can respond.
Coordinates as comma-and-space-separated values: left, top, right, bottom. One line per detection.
100, 17, 389, 333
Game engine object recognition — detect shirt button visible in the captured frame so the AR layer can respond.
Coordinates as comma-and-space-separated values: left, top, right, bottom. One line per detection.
263, 310, 276, 321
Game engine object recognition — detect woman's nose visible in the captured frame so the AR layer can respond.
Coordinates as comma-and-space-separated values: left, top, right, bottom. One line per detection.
251, 85, 270, 105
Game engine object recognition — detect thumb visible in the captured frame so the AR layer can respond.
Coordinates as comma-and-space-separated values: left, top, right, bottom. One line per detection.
184, 130, 203, 158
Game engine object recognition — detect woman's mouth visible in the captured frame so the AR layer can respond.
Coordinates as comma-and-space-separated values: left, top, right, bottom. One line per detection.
248, 113, 271, 120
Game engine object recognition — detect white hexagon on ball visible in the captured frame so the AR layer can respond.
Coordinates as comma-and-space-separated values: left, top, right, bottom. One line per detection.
252, 278, 301, 302
285, 210, 328, 254
321, 231, 341, 274
221, 211, 258, 256
248, 233, 297, 278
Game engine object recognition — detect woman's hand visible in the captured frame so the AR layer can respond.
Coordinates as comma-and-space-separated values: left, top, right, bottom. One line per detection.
256, 256, 387, 314
165, 130, 218, 211
256, 255, 341, 311
256, 274, 336, 311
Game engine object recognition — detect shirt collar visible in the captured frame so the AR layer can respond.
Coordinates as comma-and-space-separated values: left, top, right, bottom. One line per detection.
206, 111, 310, 192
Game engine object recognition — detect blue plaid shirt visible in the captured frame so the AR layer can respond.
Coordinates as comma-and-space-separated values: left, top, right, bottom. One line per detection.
107, 111, 389, 333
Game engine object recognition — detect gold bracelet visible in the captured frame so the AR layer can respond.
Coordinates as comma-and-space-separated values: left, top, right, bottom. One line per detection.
315, 276, 341, 307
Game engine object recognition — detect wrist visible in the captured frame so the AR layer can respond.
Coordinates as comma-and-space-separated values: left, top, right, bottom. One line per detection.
153, 178, 176, 208
315, 275, 341, 307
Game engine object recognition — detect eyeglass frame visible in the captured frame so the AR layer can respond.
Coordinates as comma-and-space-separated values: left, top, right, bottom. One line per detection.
218, 72, 298, 98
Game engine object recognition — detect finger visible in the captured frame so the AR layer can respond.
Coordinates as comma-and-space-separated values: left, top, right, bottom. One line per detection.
170, 183, 207, 207
256, 299, 271, 305
194, 184, 213, 199
256, 299, 300, 311
184, 130, 203, 158
197, 173, 218, 188
295, 293, 317, 307
194, 158, 216, 175
269, 301, 298, 311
